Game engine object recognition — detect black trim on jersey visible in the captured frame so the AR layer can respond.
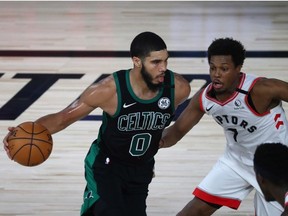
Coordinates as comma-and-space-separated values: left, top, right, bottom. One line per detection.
113, 72, 122, 117
166, 70, 175, 112
235, 88, 248, 95
163, 84, 175, 88
236, 88, 259, 114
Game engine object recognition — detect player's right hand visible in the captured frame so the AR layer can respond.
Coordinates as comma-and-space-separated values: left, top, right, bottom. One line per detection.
2, 127, 15, 159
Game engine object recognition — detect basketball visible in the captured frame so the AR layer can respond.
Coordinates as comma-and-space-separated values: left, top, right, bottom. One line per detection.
7, 121, 53, 167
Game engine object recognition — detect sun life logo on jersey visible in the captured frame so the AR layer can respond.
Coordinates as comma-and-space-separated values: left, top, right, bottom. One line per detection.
234, 99, 244, 110
158, 97, 170, 110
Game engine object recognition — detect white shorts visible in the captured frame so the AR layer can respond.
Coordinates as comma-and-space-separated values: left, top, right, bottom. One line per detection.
193, 156, 283, 216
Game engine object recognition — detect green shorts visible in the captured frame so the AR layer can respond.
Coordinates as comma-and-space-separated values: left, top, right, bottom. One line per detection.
80, 143, 155, 216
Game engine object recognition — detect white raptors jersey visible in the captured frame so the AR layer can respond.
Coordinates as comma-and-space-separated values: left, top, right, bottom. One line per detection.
200, 73, 288, 166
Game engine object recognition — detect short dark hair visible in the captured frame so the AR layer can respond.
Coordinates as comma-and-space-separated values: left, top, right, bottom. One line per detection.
207, 38, 246, 67
130, 31, 167, 59
254, 143, 288, 186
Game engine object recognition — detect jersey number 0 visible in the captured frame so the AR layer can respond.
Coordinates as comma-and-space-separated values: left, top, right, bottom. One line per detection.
129, 133, 152, 156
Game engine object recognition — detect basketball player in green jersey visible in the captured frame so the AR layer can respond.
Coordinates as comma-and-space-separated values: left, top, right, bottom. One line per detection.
3, 31, 190, 216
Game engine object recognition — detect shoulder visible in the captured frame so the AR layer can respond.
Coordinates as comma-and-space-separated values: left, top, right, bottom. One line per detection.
82, 74, 117, 106
192, 87, 206, 107
252, 77, 280, 93
172, 72, 190, 89
89, 74, 116, 92
250, 76, 288, 112
252, 77, 288, 98
171, 72, 191, 106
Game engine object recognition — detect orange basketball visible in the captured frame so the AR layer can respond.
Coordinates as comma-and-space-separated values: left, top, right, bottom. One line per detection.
7, 121, 53, 166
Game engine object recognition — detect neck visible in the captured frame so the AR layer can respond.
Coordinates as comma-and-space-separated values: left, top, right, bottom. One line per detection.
129, 69, 159, 99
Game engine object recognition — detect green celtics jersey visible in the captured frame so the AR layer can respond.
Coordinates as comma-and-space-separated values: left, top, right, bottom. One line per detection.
98, 69, 175, 165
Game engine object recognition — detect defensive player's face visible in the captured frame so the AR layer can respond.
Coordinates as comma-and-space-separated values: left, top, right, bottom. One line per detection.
209, 55, 241, 95
255, 170, 276, 202
141, 49, 169, 91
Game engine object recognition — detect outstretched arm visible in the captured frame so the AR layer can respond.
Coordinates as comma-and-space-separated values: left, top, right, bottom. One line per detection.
35, 75, 116, 134
160, 89, 205, 148
3, 74, 116, 156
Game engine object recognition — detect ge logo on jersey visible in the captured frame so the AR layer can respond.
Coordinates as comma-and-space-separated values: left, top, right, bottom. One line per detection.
158, 97, 170, 110
234, 99, 244, 110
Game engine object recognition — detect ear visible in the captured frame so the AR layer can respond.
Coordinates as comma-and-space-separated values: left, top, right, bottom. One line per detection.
256, 172, 266, 185
132, 57, 142, 68
236, 64, 242, 73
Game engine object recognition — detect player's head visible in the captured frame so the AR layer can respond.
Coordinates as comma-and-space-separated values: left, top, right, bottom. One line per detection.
130, 31, 167, 59
254, 143, 288, 202
207, 38, 246, 68
130, 32, 168, 92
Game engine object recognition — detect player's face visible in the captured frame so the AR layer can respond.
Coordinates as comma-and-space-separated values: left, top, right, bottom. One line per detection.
255, 170, 276, 202
141, 49, 169, 91
209, 55, 242, 96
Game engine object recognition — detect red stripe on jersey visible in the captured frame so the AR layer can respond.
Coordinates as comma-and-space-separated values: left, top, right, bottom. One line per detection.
193, 187, 241, 210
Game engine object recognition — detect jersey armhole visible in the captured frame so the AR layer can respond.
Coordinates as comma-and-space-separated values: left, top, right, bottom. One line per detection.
169, 71, 175, 112
245, 77, 270, 116
112, 72, 122, 117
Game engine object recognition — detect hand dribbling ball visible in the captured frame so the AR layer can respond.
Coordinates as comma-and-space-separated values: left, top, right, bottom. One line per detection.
7, 121, 53, 166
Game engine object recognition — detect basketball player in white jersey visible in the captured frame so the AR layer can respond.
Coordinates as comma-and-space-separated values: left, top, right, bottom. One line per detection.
254, 143, 288, 216
160, 38, 288, 216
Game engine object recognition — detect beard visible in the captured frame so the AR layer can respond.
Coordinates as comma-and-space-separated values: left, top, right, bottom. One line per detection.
140, 66, 163, 92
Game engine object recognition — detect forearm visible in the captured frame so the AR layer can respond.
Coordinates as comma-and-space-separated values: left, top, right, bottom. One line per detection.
159, 137, 180, 148
35, 113, 69, 134
160, 126, 184, 148
35, 98, 94, 134
159, 94, 203, 148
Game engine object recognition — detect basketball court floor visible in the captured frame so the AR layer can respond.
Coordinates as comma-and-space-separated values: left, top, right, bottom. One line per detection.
0, 1, 287, 216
